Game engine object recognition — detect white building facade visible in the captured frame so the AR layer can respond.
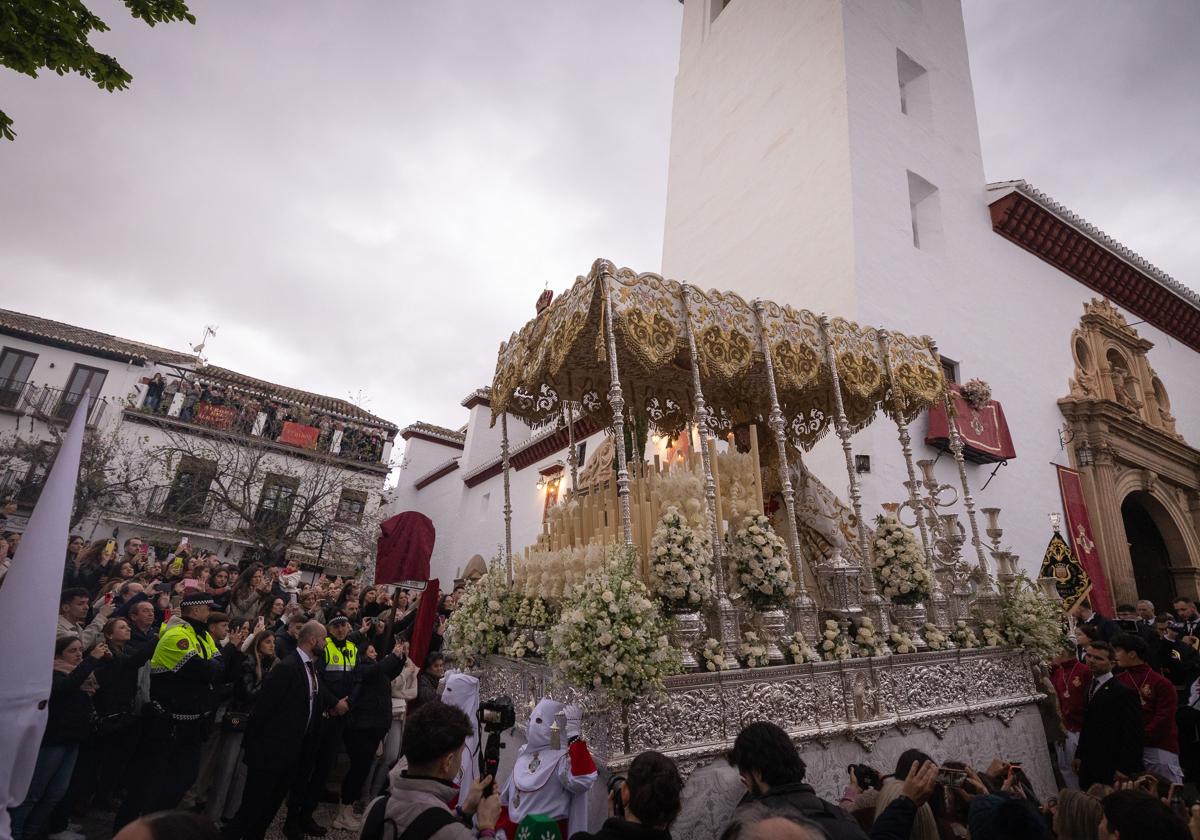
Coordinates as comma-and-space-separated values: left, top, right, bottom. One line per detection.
390, 0, 1200, 609
0, 309, 397, 575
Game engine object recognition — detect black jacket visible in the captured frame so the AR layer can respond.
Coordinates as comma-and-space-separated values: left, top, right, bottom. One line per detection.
44, 658, 101, 745
570, 819, 671, 840
348, 652, 406, 731
734, 782, 867, 840
231, 656, 275, 714
243, 652, 324, 768
1081, 612, 1120, 642
1076, 675, 1144, 788
412, 671, 440, 712
274, 628, 298, 661
93, 642, 154, 718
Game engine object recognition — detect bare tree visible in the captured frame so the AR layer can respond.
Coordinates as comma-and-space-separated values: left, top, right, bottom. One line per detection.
141, 425, 381, 570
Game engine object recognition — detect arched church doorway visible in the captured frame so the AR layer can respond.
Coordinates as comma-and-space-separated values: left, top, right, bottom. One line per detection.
1121, 491, 1186, 612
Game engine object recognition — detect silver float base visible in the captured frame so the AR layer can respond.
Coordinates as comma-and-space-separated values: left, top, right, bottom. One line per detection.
476, 648, 1054, 838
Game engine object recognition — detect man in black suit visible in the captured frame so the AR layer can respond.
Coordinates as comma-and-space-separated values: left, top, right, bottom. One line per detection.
224, 619, 328, 840
1074, 640, 1144, 789
1072, 599, 1119, 642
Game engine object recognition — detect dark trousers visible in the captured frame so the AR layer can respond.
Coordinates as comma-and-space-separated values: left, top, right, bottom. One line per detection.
113, 718, 206, 831
225, 759, 295, 840
341, 727, 387, 805
291, 716, 344, 819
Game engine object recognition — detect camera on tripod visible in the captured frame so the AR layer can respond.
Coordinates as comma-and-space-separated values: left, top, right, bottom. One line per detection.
477, 695, 516, 795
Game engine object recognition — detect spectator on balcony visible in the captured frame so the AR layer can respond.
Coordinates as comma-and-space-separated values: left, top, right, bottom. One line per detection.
4, 528, 22, 557
160, 376, 180, 415
144, 373, 166, 413
227, 563, 272, 624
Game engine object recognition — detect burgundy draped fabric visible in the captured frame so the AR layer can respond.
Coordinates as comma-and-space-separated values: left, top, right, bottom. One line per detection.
375, 511, 435, 586
925, 384, 1017, 464
407, 578, 441, 676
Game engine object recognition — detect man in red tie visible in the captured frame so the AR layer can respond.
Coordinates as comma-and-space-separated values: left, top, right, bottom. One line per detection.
224, 620, 328, 840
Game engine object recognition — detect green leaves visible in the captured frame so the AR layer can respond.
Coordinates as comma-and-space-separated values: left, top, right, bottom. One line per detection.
0, 0, 196, 140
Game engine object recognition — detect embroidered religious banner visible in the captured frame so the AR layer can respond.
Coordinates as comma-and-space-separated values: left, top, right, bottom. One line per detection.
925, 383, 1016, 464
1039, 530, 1092, 611
1056, 465, 1115, 617
278, 421, 320, 449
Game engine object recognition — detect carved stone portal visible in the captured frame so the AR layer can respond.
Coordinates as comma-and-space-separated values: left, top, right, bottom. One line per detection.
1060, 299, 1200, 604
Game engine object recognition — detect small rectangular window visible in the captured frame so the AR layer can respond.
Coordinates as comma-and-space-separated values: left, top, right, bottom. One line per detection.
256, 474, 299, 532
336, 488, 367, 525
907, 170, 942, 250
940, 357, 960, 385
897, 49, 931, 124
0, 348, 37, 410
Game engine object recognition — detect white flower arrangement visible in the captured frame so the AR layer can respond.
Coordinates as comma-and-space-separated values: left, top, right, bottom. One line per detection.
445, 563, 512, 660
819, 619, 854, 661
648, 507, 713, 613
981, 619, 1004, 647
505, 630, 535, 659
889, 629, 917, 654
699, 637, 726, 673
952, 620, 980, 649
1000, 574, 1069, 661
729, 512, 795, 610
738, 631, 771, 669
514, 596, 553, 629
854, 617, 887, 657
547, 546, 681, 702
871, 514, 931, 605
961, 378, 993, 411
923, 622, 950, 650
784, 631, 820, 665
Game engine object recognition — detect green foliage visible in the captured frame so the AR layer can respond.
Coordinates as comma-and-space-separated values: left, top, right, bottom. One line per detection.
0, 0, 196, 140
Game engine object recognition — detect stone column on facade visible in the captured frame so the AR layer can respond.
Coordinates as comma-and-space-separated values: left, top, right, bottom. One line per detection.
1081, 442, 1138, 606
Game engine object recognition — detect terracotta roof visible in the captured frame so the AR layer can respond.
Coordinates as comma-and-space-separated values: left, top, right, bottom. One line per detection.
0, 308, 196, 365
987, 181, 1200, 353
401, 421, 467, 448
460, 387, 491, 409
195, 365, 397, 431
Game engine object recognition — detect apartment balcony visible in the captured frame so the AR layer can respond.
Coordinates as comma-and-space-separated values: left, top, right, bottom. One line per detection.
0, 468, 44, 508
144, 485, 217, 529
0, 381, 108, 427
124, 397, 391, 475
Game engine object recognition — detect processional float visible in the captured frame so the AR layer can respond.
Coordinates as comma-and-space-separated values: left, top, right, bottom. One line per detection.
475, 260, 1054, 834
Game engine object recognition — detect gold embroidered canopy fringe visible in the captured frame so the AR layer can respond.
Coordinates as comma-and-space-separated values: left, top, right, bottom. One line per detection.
489, 258, 944, 448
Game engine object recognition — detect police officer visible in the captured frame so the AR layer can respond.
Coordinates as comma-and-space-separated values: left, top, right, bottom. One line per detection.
114, 592, 231, 831
287, 615, 359, 838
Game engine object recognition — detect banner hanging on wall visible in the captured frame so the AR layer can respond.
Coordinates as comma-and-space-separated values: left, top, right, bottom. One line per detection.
1056, 465, 1115, 617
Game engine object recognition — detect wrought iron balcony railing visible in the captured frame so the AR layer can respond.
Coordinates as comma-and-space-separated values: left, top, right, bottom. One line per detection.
144, 485, 217, 529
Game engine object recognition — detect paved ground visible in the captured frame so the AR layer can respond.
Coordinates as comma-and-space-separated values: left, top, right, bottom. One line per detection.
79, 801, 363, 840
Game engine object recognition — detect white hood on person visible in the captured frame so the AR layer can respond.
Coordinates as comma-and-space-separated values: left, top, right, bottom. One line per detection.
442, 672, 481, 789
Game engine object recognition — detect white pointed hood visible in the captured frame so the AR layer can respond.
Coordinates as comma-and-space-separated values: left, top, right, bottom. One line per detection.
525, 698, 564, 752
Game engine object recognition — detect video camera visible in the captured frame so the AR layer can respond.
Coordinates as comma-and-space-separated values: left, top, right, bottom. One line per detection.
477, 695, 516, 796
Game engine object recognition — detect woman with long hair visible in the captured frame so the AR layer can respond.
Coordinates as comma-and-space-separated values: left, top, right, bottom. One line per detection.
10, 636, 108, 839
226, 563, 270, 623
207, 629, 277, 824
260, 596, 287, 633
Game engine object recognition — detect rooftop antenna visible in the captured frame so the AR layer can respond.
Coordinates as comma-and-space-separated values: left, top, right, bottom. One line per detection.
191, 325, 218, 364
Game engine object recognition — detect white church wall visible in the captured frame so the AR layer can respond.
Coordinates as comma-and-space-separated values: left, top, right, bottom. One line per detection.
661, 0, 859, 314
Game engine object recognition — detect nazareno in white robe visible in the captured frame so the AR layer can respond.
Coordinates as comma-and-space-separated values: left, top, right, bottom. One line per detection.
500, 699, 598, 832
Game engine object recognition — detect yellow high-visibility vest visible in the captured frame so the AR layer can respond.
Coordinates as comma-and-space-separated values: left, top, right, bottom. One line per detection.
324, 638, 358, 672
150, 620, 218, 674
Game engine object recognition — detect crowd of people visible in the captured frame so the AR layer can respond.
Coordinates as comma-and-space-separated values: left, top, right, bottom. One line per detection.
137, 372, 389, 464
8, 531, 461, 840
11, 525, 1200, 840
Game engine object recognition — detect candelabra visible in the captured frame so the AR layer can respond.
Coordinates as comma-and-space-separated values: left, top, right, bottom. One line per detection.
896, 460, 962, 629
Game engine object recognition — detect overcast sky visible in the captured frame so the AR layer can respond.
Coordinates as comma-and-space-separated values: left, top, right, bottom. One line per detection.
2, 1, 1196, 439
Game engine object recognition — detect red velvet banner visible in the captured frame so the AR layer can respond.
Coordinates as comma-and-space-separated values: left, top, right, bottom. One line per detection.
279, 421, 320, 449
925, 384, 1017, 464
194, 402, 237, 430
1056, 465, 1115, 618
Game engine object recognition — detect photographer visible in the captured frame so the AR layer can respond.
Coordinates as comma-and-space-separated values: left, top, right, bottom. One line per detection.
383, 701, 502, 839
572, 750, 684, 840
